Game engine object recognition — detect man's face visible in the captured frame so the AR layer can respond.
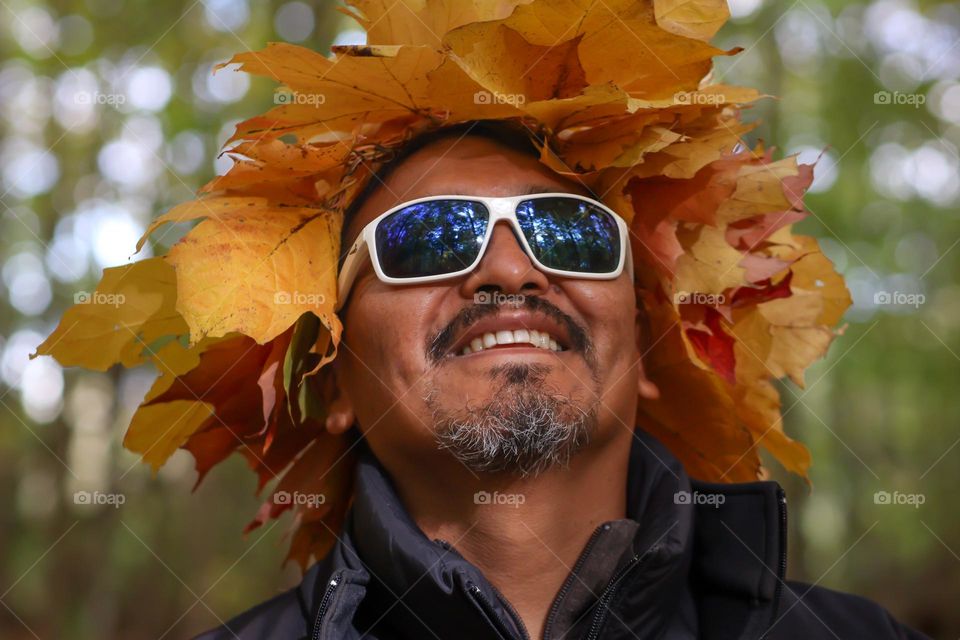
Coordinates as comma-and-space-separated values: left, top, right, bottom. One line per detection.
335, 134, 644, 477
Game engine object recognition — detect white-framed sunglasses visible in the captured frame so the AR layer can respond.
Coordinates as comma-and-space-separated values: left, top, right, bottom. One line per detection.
336, 192, 633, 310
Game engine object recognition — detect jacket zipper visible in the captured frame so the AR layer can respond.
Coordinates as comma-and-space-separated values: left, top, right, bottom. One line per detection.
468, 583, 530, 640
772, 488, 788, 621
311, 570, 343, 640
585, 544, 660, 640
488, 579, 532, 640
543, 525, 607, 640
436, 538, 531, 640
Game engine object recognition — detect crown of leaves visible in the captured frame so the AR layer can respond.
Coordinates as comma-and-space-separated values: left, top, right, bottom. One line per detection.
34, 0, 851, 569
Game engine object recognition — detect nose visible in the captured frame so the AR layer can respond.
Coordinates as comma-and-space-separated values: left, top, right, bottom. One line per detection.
460, 221, 550, 301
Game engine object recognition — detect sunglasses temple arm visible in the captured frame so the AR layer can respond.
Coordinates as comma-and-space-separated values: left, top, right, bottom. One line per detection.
335, 236, 369, 311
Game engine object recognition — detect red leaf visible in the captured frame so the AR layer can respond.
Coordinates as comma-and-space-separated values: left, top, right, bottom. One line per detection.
731, 272, 793, 308
686, 308, 736, 385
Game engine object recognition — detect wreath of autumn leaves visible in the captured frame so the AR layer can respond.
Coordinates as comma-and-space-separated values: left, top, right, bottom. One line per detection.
33, 0, 851, 569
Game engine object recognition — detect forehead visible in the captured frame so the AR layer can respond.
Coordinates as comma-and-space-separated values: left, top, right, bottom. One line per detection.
343, 135, 592, 245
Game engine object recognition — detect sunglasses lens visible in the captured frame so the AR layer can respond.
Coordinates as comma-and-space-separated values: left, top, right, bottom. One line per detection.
515, 197, 621, 274
375, 200, 489, 278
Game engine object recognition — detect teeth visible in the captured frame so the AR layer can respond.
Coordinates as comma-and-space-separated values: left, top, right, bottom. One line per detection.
458, 329, 565, 355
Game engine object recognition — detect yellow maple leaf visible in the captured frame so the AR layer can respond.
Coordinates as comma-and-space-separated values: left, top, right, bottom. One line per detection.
30, 258, 188, 371
144, 199, 341, 346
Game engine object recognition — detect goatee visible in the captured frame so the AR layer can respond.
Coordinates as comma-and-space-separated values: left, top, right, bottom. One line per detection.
427, 363, 597, 477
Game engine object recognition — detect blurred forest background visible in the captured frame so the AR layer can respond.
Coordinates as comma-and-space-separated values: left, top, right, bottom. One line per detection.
0, 0, 958, 638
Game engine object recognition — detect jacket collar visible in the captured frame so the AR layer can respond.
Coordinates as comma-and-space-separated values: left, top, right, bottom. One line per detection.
305, 430, 787, 639
346, 443, 527, 639
689, 478, 787, 640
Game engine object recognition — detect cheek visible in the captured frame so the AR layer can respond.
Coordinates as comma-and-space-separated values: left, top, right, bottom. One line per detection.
340, 288, 435, 401
567, 280, 642, 424
569, 280, 639, 364
338, 288, 453, 457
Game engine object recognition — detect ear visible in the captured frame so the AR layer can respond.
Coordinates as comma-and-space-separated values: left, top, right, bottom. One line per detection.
324, 364, 356, 435
634, 305, 660, 401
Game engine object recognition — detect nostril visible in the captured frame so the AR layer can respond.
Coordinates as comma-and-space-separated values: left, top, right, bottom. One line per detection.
521, 280, 543, 292
472, 285, 500, 305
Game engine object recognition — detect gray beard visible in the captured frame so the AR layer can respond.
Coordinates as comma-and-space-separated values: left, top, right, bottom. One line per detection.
426, 363, 598, 477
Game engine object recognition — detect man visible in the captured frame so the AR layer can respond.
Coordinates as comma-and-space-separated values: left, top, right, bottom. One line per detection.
196, 123, 928, 639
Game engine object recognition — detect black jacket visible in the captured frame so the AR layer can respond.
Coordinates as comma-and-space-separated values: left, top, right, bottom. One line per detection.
196, 430, 929, 639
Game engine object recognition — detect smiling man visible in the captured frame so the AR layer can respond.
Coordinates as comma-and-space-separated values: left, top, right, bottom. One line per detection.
195, 123, 927, 640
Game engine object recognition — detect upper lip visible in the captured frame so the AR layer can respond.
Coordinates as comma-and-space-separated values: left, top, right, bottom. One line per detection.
447, 310, 573, 356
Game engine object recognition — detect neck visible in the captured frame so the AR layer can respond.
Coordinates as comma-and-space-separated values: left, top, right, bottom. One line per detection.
387, 434, 631, 640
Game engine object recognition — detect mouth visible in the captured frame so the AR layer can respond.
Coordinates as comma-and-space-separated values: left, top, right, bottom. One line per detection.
448, 312, 571, 357
459, 328, 566, 355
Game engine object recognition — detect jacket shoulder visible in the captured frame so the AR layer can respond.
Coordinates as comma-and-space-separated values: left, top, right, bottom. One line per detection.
771, 581, 931, 640
191, 559, 331, 640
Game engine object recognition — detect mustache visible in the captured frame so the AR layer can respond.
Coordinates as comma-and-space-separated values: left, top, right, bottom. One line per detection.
426, 295, 593, 364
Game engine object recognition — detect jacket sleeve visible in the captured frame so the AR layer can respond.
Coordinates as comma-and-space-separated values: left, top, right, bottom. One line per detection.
773, 581, 932, 640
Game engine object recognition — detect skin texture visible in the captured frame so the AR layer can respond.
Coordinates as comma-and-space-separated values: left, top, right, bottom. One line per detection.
326, 134, 659, 639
